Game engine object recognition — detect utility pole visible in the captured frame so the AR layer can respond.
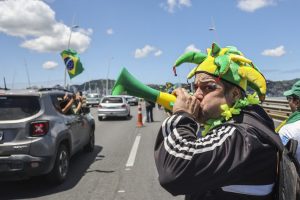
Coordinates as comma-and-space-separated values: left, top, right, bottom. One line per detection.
24, 59, 31, 88
89, 81, 91, 93
3, 77, 7, 90
106, 57, 113, 95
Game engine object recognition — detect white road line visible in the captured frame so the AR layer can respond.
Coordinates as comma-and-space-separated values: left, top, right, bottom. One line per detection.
126, 134, 141, 167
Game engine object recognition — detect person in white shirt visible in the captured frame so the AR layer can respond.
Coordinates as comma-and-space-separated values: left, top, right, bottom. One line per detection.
278, 80, 300, 162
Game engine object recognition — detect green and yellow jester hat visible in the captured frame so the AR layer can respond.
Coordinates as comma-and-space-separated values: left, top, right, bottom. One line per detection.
173, 43, 267, 101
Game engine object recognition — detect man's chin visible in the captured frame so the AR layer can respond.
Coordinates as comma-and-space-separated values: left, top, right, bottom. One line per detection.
199, 114, 222, 124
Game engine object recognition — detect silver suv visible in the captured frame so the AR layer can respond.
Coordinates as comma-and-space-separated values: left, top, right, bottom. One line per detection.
0, 88, 95, 184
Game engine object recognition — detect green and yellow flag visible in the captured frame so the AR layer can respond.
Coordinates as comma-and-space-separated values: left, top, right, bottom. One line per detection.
61, 49, 84, 79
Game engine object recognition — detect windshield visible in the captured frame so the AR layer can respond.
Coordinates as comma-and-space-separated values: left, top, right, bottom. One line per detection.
0, 96, 41, 120
101, 97, 123, 103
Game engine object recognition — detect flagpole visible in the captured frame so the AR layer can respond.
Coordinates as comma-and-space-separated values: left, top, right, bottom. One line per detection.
64, 25, 79, 89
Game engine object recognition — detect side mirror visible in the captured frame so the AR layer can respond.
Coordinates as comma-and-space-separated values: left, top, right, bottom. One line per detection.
82, 106, 90, 114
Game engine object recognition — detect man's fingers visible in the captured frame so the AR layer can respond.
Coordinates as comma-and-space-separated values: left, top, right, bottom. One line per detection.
172, 88, 188, 98
172, 88, 181, 97
191, 97, 200, 111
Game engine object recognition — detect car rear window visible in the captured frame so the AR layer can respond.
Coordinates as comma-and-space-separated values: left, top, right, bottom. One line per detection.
87, 94, 99, 98
101, 97, 123, 103
0, 96, 41, 120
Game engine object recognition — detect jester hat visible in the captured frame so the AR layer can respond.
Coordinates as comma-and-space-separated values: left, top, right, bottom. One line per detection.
173, 43, 267, 101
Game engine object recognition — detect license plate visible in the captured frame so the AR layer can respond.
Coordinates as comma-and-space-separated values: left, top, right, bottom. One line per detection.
0, 131, 3, 141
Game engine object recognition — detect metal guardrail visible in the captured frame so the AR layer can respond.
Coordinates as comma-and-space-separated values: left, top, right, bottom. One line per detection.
261, 98, 291, 121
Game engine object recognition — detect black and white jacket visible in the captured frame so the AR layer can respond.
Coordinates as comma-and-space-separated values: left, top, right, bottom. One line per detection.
154, 105, 278, 200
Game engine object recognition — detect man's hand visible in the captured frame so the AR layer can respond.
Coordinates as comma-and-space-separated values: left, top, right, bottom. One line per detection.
172, 88, 201, 121
63, 93, 69, 101
75, 94, 82, 102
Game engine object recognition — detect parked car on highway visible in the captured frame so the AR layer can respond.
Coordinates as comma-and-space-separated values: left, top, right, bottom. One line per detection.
124, 95, 139, 106
86, 93, 101, 107
0, 88, 95, 184
97, 95, 130, 121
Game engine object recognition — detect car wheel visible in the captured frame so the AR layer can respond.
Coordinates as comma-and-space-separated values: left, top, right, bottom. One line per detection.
84, 129, 95, 152
47, 144, 69, 184
98, 116, 103, 121
124, 112, 130, 120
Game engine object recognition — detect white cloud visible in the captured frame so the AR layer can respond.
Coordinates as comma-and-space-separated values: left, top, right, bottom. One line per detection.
154, 50, 163, 57
179, 0, 192, 7
106, 28, 114, 35
262, 45, 286, 57
237, 0, 276, 12
43, 61, 58, 69
185, 44, 201, 52
0, 0, 92, 53
134, 45, 162, 58
162, 0, 192, 13
43, 0, 56, 3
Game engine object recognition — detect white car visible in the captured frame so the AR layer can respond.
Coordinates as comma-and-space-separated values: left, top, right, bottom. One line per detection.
86, 93, 101, 107
97, 95, 130, 120
124, 95, 139, 106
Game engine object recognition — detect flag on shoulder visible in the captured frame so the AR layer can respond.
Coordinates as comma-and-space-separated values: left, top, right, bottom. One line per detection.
61, 49, 84, 79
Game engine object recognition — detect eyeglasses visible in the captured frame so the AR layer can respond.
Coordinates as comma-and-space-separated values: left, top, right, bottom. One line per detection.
193, 82, 221, 96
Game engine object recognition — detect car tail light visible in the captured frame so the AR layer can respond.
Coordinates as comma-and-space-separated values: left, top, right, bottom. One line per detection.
121, 104, 126, 108
30, 121, 49, 137
98, 104, 102, 108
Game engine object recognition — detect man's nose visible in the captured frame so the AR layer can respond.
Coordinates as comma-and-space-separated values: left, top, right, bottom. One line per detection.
193, 88, 204, 100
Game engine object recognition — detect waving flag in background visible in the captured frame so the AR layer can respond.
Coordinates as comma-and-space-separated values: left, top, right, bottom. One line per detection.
61, 49, 84, 79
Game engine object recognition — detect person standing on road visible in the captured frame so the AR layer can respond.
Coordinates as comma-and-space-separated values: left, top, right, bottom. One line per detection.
145, 100, 155, 122
154, 43, 279, 200
277, 80, 300, 162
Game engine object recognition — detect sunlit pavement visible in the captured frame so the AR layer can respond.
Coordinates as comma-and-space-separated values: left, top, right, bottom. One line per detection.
0, 105, 183, 200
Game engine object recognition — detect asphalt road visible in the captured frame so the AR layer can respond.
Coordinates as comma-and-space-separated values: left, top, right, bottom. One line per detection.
0, 104, 282, 200
0, 105, 184, 200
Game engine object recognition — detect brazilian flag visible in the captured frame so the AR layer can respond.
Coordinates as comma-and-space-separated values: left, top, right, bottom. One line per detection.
61, 49, 84, 79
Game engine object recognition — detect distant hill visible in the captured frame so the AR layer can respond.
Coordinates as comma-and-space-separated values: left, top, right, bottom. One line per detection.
72, 78, 300, 97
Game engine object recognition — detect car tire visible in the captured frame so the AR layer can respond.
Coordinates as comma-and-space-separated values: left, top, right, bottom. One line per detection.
124, 112, 130, 120
84, 129, 95, 152
98, 116, 103, 121
47, 144, 69, 184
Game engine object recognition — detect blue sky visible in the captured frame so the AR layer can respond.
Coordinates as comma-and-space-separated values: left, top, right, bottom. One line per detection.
0, 0, 299, 89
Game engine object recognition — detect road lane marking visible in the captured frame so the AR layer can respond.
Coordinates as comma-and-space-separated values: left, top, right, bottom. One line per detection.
126, 134, 141, 167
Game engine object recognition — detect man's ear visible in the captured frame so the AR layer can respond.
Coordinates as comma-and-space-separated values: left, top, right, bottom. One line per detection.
295, 98, 300, 108
231, 87, 242, 102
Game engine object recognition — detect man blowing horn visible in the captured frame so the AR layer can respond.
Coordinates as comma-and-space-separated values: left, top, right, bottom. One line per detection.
154, 43, 279, 200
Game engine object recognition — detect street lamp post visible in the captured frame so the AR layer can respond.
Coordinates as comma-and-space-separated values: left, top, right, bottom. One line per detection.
106, 57, 113, 95
64, 25, 79, 88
